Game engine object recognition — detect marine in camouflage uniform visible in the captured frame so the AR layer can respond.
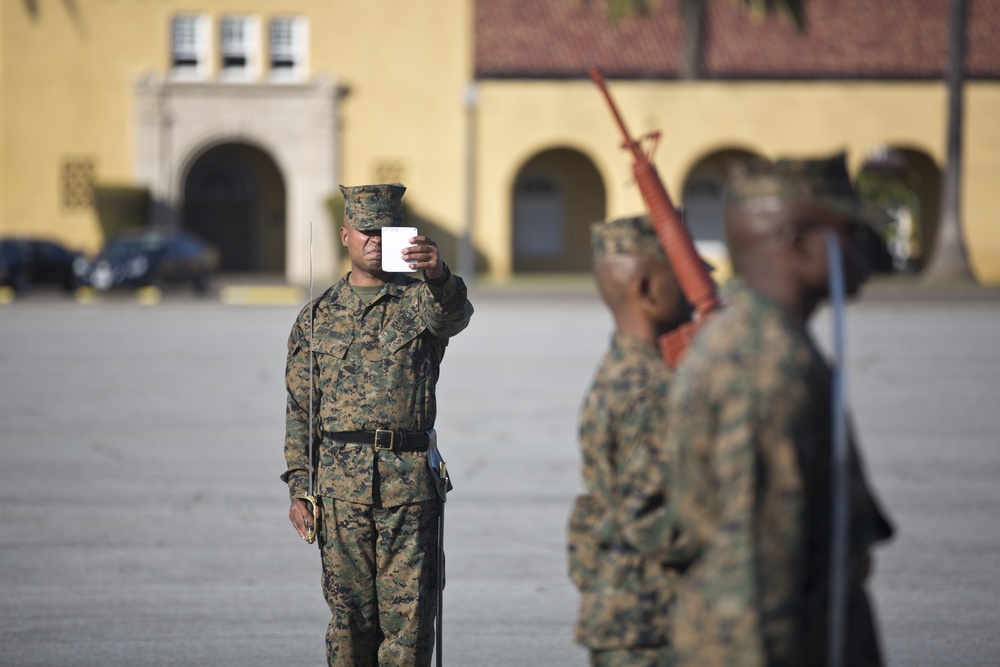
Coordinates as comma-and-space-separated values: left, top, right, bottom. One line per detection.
567, 216, 690, 667
282, 183, 473, 667
663, 154, 894, 667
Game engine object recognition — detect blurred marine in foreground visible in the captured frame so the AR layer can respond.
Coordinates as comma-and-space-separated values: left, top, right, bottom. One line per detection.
665, 153, 894, 667
281, 183, 473, 666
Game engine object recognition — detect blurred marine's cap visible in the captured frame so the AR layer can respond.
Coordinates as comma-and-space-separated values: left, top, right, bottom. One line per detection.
340, 183, 406, 231
726, 151, 889, 228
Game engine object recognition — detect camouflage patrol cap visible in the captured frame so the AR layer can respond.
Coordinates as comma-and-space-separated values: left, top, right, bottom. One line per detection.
726, 152, 888, 227
339, 183, 406, 231
591, 216, 667, 260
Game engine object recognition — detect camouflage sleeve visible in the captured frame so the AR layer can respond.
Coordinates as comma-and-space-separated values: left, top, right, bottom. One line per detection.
566, 493, 607, 591
420, 263, 474, 339
619, 382, 705, 564
696, 374, 759, 582
280, 307, 315, 501
619, 436, 683, 561
617, 393, 674, 556
666, 354, 768, 665
578, 380, 622, 548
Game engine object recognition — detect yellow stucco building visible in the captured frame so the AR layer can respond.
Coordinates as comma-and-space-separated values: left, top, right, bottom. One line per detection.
2, 0, 998, 283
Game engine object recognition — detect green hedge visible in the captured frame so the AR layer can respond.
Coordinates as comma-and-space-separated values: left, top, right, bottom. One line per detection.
93, 184, 151, 241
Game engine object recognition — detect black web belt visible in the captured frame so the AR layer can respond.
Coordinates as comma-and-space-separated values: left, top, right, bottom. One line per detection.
328, 429, 431, 452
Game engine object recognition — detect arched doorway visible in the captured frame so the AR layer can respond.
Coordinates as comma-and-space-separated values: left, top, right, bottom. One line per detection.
857, 146, 941, 273
182, 143, 286, 273
511, 148, 605, 273
682, 148, 761, 280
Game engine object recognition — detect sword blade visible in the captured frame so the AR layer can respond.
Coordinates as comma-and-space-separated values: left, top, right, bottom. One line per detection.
825, 231, 849, 667
308, 220, 315, 500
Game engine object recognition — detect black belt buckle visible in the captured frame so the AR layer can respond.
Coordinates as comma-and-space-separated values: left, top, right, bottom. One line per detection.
374, 429, 396, 451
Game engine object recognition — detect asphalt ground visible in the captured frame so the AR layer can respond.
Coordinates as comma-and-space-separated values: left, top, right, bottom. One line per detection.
1, 277, 998, 666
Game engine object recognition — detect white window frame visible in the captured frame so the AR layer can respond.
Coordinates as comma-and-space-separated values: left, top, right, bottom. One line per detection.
268, 16, 309, 81
171, 14, 211, 80
220, 15, 261, 81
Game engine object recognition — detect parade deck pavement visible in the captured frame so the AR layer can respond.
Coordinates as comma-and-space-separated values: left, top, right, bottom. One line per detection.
1, 277, 998, 666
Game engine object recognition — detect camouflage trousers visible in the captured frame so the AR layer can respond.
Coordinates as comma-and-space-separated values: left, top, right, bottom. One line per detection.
590, 646, 676, 667
318, 497, 439, 667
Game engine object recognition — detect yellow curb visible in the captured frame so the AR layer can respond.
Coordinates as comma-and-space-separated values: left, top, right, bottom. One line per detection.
220, 285, 304, 305
0, 286, 14, 304
75, 287, 99, 304
136, 286, 162, 305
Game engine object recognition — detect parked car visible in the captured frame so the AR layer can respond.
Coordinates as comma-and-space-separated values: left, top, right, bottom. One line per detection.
0, 237, 88, 294
80, 228, 219, 294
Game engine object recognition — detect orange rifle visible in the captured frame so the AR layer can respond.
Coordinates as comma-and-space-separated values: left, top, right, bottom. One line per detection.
589, 67, 721, 367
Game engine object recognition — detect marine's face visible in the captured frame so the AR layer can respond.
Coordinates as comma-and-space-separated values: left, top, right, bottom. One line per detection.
646, 256, 692, 334
341, 223, 386, 278
791, 204, 869, 298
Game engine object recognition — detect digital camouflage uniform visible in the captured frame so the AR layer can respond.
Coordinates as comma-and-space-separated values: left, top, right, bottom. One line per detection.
663, 157, 894, 667
282, 183, 473, 667
567, 217, 680, 667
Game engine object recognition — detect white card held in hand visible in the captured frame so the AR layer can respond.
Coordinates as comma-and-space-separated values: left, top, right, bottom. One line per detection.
381, 227, 419, 272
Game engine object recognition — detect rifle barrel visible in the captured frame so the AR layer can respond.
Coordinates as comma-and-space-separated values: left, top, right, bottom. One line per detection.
589, 68, 643, 163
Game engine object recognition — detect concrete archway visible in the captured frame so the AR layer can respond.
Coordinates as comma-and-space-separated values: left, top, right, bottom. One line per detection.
182, 143, 286, 273
511, 148, 605, 273
134, 76, 340, 284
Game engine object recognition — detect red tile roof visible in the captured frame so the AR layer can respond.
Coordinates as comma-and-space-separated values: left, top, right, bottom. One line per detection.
475, 0, 1000, 79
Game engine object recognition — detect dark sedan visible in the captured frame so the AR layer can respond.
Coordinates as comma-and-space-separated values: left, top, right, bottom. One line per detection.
0, 237, 87, 294
81, 229, 219, 294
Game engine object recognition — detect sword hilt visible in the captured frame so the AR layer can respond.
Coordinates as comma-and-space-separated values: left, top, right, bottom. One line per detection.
438, 461, 449, 503
296, 493, 320, 545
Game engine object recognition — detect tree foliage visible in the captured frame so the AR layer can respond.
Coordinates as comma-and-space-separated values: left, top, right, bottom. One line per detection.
735, 0, 805, 30
582, 0, 806, 30
92, 184, 152, 241
580, 0, 806, 78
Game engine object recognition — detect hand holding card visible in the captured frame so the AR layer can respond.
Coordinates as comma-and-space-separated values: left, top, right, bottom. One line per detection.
381, 227, 419, 272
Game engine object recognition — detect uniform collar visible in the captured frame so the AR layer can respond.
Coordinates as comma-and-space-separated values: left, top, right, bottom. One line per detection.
727, 280, 805, 331
330, 272, 409, 307
611, 331, 662, 362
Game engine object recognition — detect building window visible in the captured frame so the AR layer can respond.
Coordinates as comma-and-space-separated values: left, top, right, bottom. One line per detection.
514, 173, 566, 259
221, 15, 260, 80
269, 17, 308, 81
171, 15, 210, 79
62, 158, 95, 209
